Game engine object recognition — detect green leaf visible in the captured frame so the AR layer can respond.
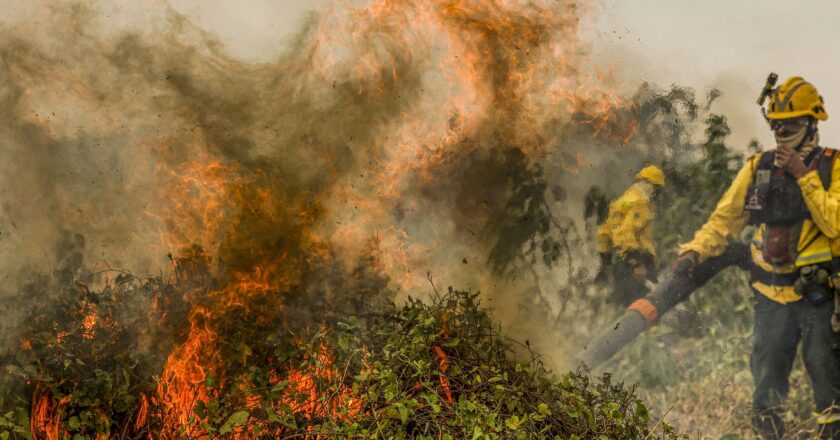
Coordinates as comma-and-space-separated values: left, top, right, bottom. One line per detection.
195, 400, 209, 419
505, 415, 521, 430
338, 334, 350, 351
14, 408, 27, 427
68, 416, 81, 429
219, 410, 249, 435
395, 403, 408, 424
442, 338, 460, 347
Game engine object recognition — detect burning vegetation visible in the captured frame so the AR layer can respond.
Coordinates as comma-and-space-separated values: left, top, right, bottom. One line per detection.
0, 0, 721, 438
4, 262, 679, 438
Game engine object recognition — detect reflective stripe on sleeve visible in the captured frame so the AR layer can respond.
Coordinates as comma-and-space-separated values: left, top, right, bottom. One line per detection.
795, 248, 833, 267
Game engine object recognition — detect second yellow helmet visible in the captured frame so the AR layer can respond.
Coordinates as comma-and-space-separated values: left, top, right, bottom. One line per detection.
635, 165, 665, 187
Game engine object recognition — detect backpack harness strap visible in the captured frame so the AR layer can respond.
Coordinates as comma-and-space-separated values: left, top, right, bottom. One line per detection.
817, 148, 837, 190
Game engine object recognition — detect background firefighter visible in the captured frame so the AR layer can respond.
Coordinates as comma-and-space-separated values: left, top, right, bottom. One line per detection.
596, 165, 665, 306
677, 76, 840, 439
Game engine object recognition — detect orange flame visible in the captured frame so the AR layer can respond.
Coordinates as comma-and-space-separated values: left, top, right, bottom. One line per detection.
31, 384, 72, 440
432, 345, 455, 404
156, 306, 221, 437
135, 393, 149, 432
280, 348, 361, 420
81, 309, 98, 340
143, 0, 635, 436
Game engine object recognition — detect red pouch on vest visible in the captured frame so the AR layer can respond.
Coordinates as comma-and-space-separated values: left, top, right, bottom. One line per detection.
762, 225, 795, 265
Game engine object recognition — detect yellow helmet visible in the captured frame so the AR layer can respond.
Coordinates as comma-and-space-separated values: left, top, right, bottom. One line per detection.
767, 76, 828, 121
635, 165, 665, 187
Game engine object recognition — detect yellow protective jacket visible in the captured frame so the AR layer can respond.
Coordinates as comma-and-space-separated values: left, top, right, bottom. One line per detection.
680, 149, 840, 304
597, 181, 657, 260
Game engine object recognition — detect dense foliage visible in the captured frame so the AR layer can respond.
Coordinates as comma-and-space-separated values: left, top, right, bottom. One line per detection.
0, 266, 680, 439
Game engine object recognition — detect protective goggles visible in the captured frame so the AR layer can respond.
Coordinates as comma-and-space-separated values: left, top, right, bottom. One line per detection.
770, 118, 809, 134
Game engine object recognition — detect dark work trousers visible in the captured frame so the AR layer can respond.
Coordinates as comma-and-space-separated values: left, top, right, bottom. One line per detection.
751, 290, 840, 439
609, 252, 656, 307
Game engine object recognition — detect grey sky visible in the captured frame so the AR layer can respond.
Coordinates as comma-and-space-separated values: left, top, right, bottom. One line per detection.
591, 1, 840, 147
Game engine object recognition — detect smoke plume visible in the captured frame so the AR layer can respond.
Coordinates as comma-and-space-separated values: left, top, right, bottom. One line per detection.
0, 0, 707, 372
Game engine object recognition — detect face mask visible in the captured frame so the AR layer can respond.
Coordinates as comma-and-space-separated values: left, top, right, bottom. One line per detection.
775, 124, 808, 149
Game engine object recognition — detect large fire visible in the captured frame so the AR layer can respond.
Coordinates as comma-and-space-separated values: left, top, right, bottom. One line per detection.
7, 0, 649, 437
147, 0, 630, 435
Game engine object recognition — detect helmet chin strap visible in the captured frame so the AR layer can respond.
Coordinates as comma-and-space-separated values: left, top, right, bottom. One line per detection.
796, 119, 817, 151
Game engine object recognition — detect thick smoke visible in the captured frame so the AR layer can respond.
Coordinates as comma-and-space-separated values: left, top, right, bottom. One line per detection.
0, 0, 706, 370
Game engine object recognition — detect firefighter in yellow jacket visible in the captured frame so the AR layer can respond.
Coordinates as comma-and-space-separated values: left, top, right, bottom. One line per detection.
596, 165, 665, 306
678, 76, 840, 439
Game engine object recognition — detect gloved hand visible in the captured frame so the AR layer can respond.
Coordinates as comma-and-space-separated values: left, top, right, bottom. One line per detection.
632, 265, 648, 283
673, 250, 700, 274
594, 252, 611, 284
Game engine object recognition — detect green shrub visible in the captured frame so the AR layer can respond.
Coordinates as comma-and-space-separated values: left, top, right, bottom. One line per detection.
1, 270, 679, 439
